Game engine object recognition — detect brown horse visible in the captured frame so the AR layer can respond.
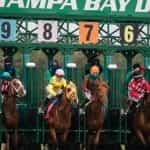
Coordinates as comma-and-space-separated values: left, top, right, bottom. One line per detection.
131, 93, 150, 145
46, 80, 78, 149
1, 78, 26, 150
86, 79, 109, 147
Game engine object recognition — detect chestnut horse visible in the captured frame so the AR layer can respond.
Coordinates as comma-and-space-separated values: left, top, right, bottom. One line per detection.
46, 80, 78, 149
1, 78, 26, 150
130, 93, 150, 145
86, 79, 109, 148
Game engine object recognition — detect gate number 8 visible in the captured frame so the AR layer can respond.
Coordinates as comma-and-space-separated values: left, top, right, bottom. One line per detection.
43, 23, 52, 40
1, 22, 11, 39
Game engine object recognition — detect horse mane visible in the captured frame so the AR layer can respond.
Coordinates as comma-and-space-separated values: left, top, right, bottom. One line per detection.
88, 79, 109, 98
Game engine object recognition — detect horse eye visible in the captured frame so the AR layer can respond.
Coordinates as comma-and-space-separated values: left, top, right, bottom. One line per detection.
67, 88, 71, 92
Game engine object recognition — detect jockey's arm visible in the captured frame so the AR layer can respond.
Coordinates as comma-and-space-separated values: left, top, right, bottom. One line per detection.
46, 84, 57, 97
143, 79, 150, 92
82, 76, 89, 92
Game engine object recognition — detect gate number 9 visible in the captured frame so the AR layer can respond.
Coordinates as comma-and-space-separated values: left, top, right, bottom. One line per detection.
1, 22, 11, 39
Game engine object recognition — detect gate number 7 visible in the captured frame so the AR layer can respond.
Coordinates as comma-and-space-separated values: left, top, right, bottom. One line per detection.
84, 24, 93, 41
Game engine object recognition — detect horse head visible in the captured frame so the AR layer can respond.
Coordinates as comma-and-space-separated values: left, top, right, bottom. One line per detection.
64, 80, 78, 104
9, 79, 26, 97
89, 79, 109, 103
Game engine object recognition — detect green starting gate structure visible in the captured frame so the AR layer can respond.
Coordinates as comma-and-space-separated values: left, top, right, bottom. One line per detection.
0, 0, 150, 144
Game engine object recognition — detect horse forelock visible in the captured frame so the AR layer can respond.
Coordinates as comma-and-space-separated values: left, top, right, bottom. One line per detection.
11, 79, 26, 97
65, 81, 78, 102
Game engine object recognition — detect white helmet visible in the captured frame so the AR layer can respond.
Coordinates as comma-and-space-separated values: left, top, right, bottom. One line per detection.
55, 68, 65, 76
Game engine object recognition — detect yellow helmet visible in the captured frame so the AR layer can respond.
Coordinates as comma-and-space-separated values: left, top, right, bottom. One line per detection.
90, 65, 100, 74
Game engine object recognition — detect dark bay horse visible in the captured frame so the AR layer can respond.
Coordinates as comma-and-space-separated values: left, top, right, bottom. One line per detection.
46, 81, 78, 149
130, 93, 150, 145
86, 79, 109, 147
1, 78, 26, 150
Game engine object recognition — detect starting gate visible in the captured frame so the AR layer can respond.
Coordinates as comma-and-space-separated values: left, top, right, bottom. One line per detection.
0, 0, 150, 145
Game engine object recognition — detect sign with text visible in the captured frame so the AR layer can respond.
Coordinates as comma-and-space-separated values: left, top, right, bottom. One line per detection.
120, 24, 138, 44
79, 22, 99, 44
0, 0, 149, 20
0, 19, 16, 41
38, 20, 58, 42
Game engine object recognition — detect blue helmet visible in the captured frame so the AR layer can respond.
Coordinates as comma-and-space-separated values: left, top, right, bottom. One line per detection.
1, 72, 11, 79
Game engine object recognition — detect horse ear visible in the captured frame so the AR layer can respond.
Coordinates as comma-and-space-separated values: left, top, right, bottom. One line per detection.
66, 80, 70, 85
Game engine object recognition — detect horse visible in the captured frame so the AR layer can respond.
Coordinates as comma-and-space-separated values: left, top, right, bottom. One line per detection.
1, 78, 26, 150
45, 80, 78, 149
129, 92, 150, 145
85, 79, 109, 148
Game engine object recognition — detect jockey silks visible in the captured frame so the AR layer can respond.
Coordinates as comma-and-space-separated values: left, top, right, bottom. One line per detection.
128, 77, 150, 101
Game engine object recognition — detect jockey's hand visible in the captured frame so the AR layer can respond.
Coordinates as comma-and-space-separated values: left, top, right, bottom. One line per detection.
47, 94, 52, 99
57, 89, 63, 95
84, 91, 91, 100
83, 88, 89, 92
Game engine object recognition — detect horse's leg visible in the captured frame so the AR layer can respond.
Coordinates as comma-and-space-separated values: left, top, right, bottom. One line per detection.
60, 129, 68, 143
49, 128, 57, 144
4, 129, 10, 150
48, 128, 57, 150
59, 129, 69, 150
94, 129, 101, 145
6, 133, 10, 150
134, 129, 146, 145
13, 129, 18, 149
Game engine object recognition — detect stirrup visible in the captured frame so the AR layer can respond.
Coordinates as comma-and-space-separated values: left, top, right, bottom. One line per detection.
38, 107, 44, 114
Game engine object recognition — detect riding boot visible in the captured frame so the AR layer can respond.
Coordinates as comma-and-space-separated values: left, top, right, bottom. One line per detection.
43, 98, 50, 115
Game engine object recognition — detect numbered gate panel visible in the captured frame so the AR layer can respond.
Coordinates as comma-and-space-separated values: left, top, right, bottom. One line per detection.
0, 19, 16, 41
79, 22, 99, 44
120, 24, 139, 44
38, 20, 58, 42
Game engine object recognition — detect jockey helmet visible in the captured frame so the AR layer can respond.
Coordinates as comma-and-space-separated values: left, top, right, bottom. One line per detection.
55, 68, 65, 76
132, 64, 145, 78
90, 65, 100, 74
132, 63, 145, 72
1, 72, 11, 79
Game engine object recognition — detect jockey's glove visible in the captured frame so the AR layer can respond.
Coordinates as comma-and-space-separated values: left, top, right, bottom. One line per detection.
83, 88, 89, 92
57, 89, 63, 95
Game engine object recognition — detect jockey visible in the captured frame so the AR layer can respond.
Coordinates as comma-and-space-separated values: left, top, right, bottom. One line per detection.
127, 64, 150, 114
83, 65, 101, 100
82, 65, 107, 103
0, 72, 11, 95
44, 68, 66, 117
82, 65, 108, 117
